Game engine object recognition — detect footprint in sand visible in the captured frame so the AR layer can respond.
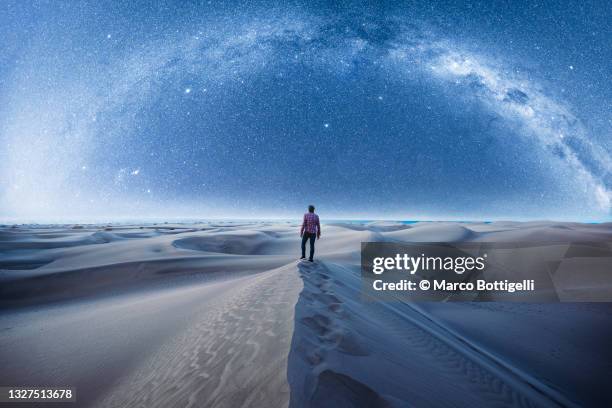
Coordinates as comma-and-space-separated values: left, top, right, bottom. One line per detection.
300, 314, 332, 337
297, 262, 370, 361
311, 370, 390, 408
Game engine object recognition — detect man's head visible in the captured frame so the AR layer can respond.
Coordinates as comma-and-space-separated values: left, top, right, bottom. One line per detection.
308, 205, 315, 213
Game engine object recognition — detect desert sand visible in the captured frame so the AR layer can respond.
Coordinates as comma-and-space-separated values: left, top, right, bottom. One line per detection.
1, 221, 612, 407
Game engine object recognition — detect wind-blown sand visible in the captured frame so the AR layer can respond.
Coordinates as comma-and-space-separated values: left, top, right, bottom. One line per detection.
1, 221, 611, 407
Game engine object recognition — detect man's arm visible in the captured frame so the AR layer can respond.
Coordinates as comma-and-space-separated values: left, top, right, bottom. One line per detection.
316, 216, 321, 238
300, 214, 306, 236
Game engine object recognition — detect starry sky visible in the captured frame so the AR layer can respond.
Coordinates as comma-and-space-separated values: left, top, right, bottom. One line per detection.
0, 0, 610, 222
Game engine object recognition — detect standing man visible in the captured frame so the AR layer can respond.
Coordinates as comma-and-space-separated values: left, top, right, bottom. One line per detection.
300, 205, 321, 262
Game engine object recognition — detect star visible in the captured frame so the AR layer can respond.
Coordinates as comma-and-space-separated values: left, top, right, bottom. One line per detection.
185, 88, 192, 94
323, 123, 329, 128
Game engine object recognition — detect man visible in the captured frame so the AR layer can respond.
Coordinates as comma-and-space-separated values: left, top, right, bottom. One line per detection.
300, 205, 321, 262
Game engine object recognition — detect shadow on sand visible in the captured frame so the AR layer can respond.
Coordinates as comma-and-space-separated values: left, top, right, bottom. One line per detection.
286, 261, 390, 408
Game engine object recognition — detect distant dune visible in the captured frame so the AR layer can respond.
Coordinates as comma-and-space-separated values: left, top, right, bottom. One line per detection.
1, 221, 611, 407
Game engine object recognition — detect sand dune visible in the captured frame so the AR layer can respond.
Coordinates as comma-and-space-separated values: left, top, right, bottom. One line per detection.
98, 263, 302, 408
1, 221, 611, 407
382, 222, 476, 242
289, 260, 612, 407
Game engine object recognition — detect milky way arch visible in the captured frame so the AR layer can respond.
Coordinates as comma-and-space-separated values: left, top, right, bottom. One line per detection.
0, 8, 609, 221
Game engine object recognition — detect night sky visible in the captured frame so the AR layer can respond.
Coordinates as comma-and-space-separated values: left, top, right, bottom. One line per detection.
0, 1, 610, 221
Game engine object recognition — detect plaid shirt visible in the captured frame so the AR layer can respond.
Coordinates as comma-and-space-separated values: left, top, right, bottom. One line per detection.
301, 212, 321, 235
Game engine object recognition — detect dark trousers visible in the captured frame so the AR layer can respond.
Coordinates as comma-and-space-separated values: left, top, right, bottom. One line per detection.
301, 232, 316, 260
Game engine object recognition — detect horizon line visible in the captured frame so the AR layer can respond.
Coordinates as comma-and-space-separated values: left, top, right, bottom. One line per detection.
1, 215, 609, 225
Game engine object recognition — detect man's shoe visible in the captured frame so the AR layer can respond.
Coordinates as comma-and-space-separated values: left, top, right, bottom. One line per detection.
308, 258, 314, 262
300, 256, 306, 260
